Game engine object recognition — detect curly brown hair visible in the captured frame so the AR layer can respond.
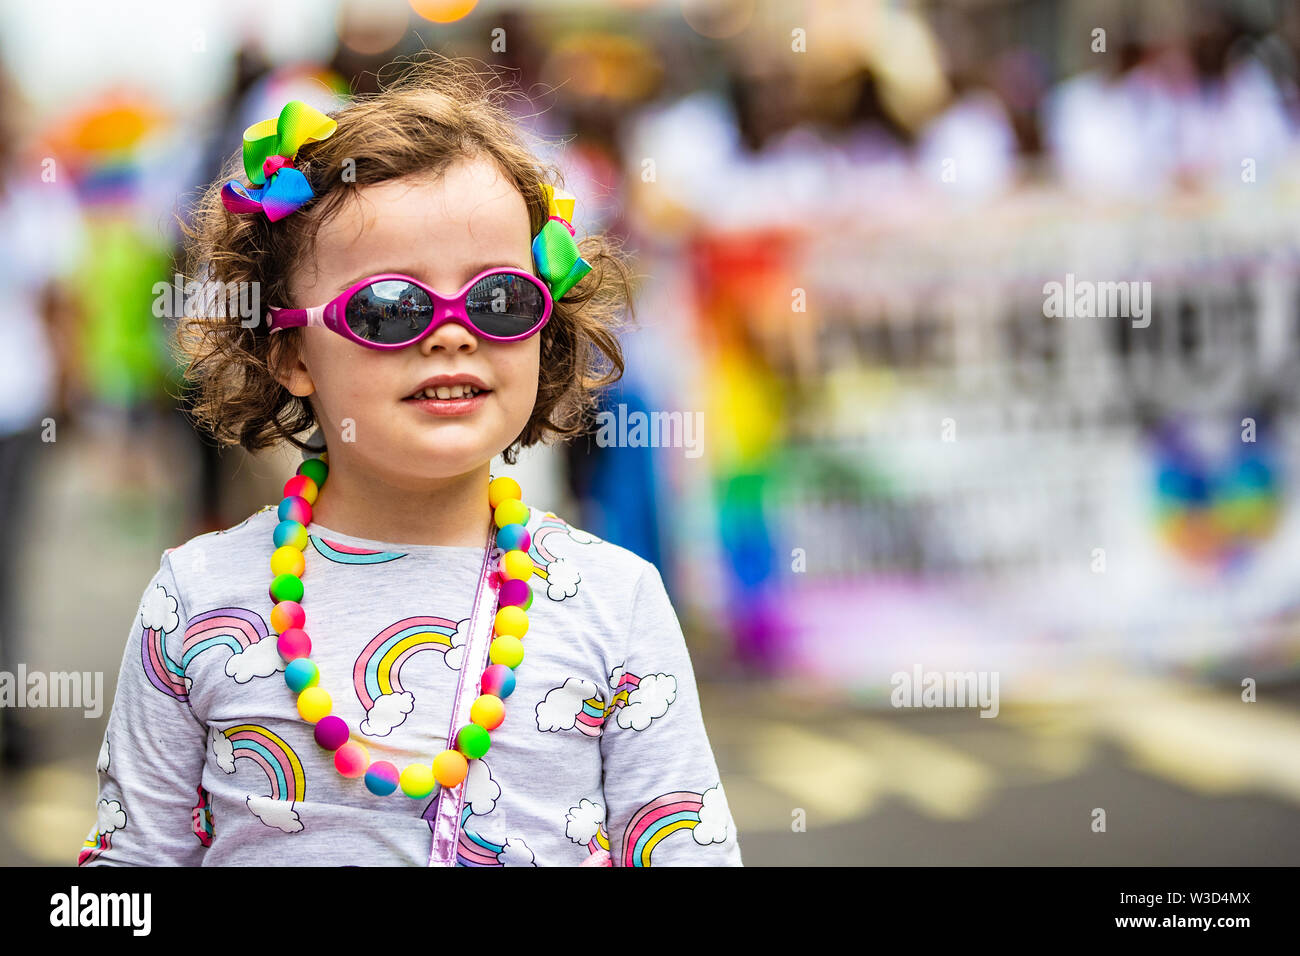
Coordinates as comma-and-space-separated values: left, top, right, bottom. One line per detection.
176, 53, 633, 464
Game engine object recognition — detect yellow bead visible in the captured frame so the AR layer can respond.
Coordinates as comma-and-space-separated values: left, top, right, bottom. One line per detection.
470, 694, 505, 730
400, 763, 435, 798
500, 549, 534, 581
270, 545, 306, 578
433, 748, 468, 787
489, 634, 524, 668
494, 498, 529, 529
488, 476, 522, 509
494, 605, 528, 638
297, 686, 332, 723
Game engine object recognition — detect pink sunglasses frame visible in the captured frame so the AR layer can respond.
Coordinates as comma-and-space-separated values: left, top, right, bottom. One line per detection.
265, 267, 554, 348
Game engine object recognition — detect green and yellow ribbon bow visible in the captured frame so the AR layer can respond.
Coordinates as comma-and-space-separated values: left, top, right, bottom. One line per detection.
532, 183, 593, 300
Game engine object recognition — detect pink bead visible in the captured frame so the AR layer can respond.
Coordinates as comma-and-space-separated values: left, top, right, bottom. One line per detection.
277, 627, 312, 661
481, 663, 516, 699
279, 495, 312, 525
498, 578, 530, 608
283, 474, 317, 503
314, 715, 350, 751
334, 740, 369, 777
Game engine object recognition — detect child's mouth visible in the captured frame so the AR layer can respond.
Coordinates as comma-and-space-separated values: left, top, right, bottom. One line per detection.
404, 385, 486, 401
402, 385, 490, 416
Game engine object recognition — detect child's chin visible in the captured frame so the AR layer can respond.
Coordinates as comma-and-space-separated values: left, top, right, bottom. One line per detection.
394, 432, 495, 468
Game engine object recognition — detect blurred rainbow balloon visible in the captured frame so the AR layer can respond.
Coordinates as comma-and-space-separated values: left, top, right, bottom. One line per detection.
1151, 420, 1280, 572
38, 88, 169, 205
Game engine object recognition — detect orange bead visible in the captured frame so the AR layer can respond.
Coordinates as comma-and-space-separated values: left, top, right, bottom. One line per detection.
433, 748, 468, 787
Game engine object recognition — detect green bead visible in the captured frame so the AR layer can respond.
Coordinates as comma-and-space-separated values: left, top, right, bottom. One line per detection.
298, 457, 328, 487
270, 573, 304, 603
457, 723, 491, 759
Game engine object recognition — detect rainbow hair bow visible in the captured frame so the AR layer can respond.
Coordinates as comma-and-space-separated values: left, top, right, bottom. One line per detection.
221, 100, 338, 222
533, 184, 593, 300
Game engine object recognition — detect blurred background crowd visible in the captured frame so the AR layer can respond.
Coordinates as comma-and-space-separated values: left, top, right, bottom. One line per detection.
2, 0, 1299, 865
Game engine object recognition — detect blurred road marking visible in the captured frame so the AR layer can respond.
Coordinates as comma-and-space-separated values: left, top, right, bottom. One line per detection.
843, 719, 998, 820
740, 715, 999, 828
1000, 674, 1300, 804
1087, 676, 1300, 802
747, 720, 881, 824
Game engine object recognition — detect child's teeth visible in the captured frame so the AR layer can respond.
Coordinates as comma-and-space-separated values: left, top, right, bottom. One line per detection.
414, 385, 480, 399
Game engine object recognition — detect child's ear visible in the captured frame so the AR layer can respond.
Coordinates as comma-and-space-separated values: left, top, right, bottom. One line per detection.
268, 334, 316, 398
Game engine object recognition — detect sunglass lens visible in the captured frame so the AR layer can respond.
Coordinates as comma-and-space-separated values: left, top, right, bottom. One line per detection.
345, 280, 433, 344
465, 273, 546, 337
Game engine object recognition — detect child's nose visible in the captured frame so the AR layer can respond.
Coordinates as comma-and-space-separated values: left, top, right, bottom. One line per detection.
418, 313, 479, 352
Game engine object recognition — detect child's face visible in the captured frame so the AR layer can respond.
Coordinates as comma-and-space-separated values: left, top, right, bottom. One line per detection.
278, 154, 541, 482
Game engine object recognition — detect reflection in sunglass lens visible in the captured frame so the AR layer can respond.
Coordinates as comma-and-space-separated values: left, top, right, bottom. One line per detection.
465, 273, 547, 337
345, 280, 433, 344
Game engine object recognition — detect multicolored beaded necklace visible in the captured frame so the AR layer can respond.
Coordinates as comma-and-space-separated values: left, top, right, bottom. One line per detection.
268, 453, 535, 799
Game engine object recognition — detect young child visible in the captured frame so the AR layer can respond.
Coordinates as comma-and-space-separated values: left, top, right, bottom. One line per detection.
79, 58, 742, 867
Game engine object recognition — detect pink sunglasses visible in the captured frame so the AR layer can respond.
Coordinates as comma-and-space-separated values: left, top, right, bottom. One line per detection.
266, 267, 554, 348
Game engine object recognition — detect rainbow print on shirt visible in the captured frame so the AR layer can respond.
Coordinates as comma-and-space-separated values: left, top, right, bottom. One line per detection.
211, 724, 306, 833
456, 803, 536, 867
565, 798, 612, 864
524, 513, 598, 602
192, 785, 214, 847
309, 535, 408, 565
535, 664, 675, 736
353, 615, 464, 736
182, 606, 280, 684
139, 583, 187, 701
78, 799, 126, 866
141, 586, 282, 698
619, 784, 733, 867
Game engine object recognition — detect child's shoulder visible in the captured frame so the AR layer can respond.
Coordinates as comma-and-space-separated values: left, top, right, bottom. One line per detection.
519, 505, 659, 588
160, 505, 279, 573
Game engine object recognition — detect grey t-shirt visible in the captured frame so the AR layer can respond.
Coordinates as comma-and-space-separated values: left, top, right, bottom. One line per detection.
79, 502, 742, 867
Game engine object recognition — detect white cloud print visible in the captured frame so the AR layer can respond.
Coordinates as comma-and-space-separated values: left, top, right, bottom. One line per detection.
543, 558, 581, 601
360, 691, 414, 736
247, 795, 303, 833
615, 672, 677, 732
97, 799, 126, 834
565, 799, 605, 845
498, 838, 535, 866
209, 725, 235, 774
225, 635, 286, 683
463, 758, 500, 817
140, 584, 179, 634
443, 619, 469, 671
536, 678, 598, 733
694, 785, 732, 845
